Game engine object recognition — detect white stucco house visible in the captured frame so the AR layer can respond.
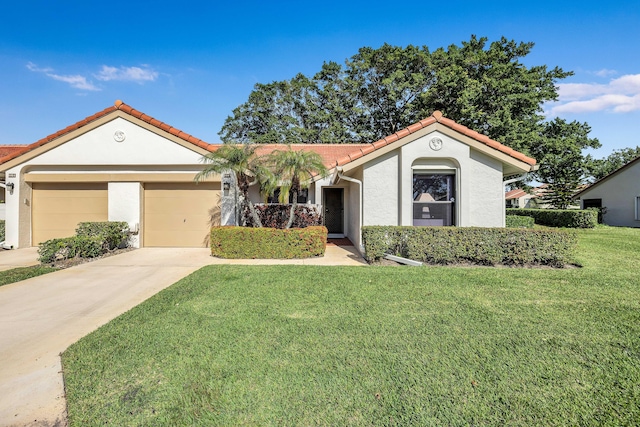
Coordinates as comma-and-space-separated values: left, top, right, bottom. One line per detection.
575, 156, 640, 228
0, 101, 536, 250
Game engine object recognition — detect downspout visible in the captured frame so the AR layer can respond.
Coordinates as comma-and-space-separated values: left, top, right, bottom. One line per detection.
336, 167, 364, 255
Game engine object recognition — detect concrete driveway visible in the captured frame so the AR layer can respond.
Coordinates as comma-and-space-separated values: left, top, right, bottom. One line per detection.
0, 247, 40, 272
0, 245, 365, 427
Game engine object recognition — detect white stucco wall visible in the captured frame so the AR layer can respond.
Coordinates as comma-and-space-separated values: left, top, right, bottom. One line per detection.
108, 182, 143, 247
579, 160, 640, 227
363, 151, 399, 226
26, 118, 204, 166
357, 130, 505, 228
467, 150, 504, 227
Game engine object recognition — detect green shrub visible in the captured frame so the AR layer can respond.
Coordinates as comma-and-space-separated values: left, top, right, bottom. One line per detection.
38, 236, 106, 264
76, 221, 129, 249
210, 226, 327, 259
362, 226, 577, 268
0, 220, 5, 242
506, 208, 597, 228
506, 215, 535, 228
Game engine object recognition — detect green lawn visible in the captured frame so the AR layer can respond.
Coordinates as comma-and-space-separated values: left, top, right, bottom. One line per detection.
0, 265, 58, 287
63, 226, 640, 426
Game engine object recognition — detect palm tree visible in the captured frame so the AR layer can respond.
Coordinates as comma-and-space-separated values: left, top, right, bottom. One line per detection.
195, 144, 269, 227
269, 146, 329, 229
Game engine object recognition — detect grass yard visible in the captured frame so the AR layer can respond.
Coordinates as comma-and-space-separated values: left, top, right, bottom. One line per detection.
63, 226, 640, 426
0, 265, 58, 287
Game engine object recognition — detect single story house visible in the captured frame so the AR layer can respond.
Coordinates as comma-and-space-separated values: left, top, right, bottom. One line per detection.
575, 155, 640, 227
0, 101, 536, 250
505, 188, 538, 209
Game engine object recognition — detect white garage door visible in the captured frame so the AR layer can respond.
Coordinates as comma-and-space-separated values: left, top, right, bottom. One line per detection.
32, 183, 108, 246
143, 182, 220, 247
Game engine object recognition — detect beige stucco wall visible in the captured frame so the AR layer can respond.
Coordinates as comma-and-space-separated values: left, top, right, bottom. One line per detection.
579, 160, 640, 227
3, 117, 213, 248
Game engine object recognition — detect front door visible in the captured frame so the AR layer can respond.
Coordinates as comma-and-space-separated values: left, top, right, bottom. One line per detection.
323, 188, 344, 236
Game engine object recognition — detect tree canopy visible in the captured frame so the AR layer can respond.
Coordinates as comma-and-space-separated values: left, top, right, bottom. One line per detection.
219, 35, 602, 204
587, 146, 640, 182
219, 35, 571, 154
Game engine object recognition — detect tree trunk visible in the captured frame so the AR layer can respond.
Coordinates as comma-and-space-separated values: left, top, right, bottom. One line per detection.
285, 190, 297, 229
242, 195, 263, 228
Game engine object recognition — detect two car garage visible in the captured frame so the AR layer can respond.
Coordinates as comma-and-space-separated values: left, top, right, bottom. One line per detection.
31, 182, 219, 247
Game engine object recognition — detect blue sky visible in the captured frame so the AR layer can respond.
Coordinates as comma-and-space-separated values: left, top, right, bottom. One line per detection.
1, 0, 639, 159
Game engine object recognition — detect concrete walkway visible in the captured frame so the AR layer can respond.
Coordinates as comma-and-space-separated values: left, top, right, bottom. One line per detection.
0, 247, 40, 272
0, 246, 365, 427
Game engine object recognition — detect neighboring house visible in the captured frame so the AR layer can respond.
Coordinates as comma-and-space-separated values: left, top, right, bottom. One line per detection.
505, 188, 538, 209
575, 155, 640, 227
0, 101, 536, 250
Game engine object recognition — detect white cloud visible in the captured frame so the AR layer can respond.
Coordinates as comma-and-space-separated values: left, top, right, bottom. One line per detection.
95, 65, 158, 83
593, 69, 617, 78
547, 73, 640, 116
47, 73, 100, 91
26, 62, 159, 91
26, 62, 100, 91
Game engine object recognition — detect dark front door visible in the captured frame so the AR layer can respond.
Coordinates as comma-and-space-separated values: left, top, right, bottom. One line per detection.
323, 188, 344, 234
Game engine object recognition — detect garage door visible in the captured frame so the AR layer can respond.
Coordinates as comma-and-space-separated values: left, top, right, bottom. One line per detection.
144, 182, 220, 247
32, 183, 108, 245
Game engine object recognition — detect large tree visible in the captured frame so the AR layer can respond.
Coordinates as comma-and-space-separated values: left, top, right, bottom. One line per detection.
587, 146, 640, 182
219, 35, 572, 154
531, 119, 600, 209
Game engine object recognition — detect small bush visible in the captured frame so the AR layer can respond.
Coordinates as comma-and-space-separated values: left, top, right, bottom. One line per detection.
76, 221, 129, 249
38, 236, 106, 264
506, 215, 535, 228
211, 226, 327, 259
0, 220, 5, 242
506, 208, 597, 228
244, 204, 322, 229
38, 221, 131, 264
362, 226, 577, 268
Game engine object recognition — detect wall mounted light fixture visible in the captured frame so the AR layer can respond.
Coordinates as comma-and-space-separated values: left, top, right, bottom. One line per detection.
6, 182, 14, 195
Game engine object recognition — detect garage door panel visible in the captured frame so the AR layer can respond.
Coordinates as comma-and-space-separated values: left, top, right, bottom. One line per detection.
32, 183, 108, 245
144, 183, 219, 247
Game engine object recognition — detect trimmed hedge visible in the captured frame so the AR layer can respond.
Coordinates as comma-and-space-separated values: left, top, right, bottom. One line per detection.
506, 208, 597, 228
0, 220, 4, 242
506, 215, 535, 228
210, 226, 327, 259
362, 226, 577, 268
38, 221, 130, 264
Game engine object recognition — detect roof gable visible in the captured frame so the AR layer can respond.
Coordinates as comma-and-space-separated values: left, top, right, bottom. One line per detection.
0, 100, 216, 169
329, 111, 536, 173
575, 155, 640, 198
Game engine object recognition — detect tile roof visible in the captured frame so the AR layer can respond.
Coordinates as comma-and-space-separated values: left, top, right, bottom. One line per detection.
505, 189, 534, 200
0, 100, 217, 165
1, 102, 535, 172
250, 144, 371, 169
0, 145, 28, 161
329, 110, 536, 168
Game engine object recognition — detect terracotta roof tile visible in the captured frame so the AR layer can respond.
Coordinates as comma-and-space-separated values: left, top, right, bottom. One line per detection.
384, 134, 399, 144
0, 145, 28, 162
